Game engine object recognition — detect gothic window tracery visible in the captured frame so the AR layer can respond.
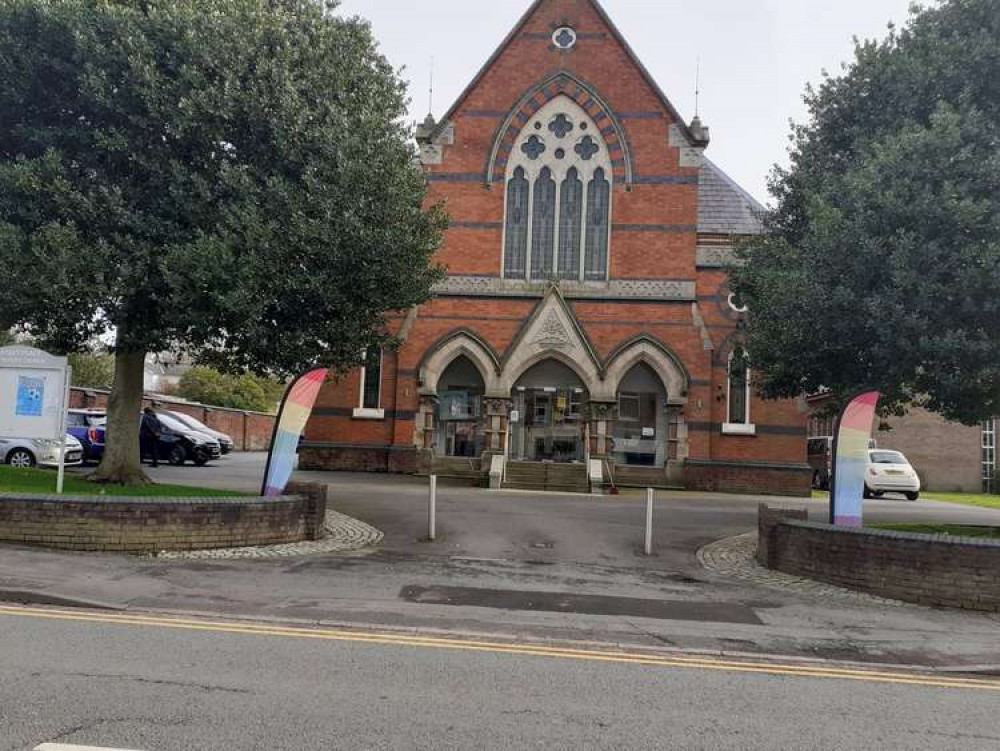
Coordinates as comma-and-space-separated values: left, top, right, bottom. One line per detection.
502, 97, 613, 281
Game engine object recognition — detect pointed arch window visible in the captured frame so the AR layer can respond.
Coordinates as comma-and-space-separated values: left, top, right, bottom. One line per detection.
531, 167, 556, 278
585, 167, 610, 280
504, 167, 529, 279
723, 349, 756, 436
558, 168, 582, 279
502, 96, 613, 282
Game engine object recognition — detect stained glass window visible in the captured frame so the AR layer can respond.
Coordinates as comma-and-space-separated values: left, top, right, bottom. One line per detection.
504, 167, 529, 278
584, 168, 610, 280
558, 168, 582, 279
531, 167, 556, 278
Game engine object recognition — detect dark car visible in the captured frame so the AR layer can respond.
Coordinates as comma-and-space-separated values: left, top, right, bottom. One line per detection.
163, 410, 235, 454
65, 409, 107, 463
142, 411, 222, 466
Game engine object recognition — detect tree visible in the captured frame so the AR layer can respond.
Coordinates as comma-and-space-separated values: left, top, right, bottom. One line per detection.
176, 366, 285, 414
731, 0, 1000, 424
0, 0, 445, 483
69, 352, 115, 390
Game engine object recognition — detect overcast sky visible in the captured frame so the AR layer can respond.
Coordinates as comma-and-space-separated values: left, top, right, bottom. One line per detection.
336, 0, 917, 203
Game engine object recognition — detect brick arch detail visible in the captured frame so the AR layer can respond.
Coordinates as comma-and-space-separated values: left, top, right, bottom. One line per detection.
417, 329, 505, 398
603, 335, 691, 404
484, 71, 635, 186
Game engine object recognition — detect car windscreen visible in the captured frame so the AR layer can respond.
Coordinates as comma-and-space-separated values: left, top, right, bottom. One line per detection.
155, 413, 192, 433
168, 411, 209, 432
870, 450, 907, 465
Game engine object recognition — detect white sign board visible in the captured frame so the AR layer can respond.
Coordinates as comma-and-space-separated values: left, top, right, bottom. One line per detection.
0, 346, 69, 440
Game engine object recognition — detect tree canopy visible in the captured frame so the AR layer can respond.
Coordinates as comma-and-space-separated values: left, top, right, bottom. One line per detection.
175, 366, 285, 414
69, 351, 115, 390
731, 0, 1000, 424
0, 0, 445, 481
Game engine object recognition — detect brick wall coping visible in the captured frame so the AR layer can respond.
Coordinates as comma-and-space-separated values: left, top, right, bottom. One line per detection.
0, 492, 298, 506
783, 518, 1000, 549
71, 386, 277, 418
685, 458, 812, 472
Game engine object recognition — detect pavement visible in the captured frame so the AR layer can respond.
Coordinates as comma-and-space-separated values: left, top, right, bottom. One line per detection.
2, 452, 999, 670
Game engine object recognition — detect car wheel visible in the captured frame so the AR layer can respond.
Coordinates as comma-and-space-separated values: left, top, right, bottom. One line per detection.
6, 449, 36, 469
863, 485, 873, 499
168, 445, 187, 466
872, 491, 885, 498
192, 448, 209, 467
905, 492, 919, 501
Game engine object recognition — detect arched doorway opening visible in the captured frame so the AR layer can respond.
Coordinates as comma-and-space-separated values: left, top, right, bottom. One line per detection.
613, 362, 672, 467
510, 359, 588, 463
436, 356, 486, 458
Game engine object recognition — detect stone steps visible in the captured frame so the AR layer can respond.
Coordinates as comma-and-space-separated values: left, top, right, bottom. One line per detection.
503, 461, 590, 493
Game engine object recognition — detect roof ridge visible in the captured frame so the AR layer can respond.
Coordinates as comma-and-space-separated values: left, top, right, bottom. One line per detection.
429, 0, 698, 146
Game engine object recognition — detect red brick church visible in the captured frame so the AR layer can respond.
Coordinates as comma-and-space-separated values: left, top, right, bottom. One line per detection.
300, 0, 810, 495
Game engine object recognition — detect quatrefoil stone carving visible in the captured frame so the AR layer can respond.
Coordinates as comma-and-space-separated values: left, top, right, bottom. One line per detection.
548, 114, 573, 139
575, 135, 599, 160
521, 135, 546, 160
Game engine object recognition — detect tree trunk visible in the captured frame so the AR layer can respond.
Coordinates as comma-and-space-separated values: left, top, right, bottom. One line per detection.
90, 348, 150, 485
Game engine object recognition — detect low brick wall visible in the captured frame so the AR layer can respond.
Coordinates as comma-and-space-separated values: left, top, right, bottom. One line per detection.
758, 504, 1000, 612
0, 482, 327, 554
298, 444, 429, 475
684, 459, 812, 497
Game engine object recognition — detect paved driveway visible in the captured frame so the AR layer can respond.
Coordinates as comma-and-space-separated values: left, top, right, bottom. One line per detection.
145, 452, 1000, 573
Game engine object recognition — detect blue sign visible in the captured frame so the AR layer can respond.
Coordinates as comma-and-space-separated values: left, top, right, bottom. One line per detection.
15, 375, 44, 417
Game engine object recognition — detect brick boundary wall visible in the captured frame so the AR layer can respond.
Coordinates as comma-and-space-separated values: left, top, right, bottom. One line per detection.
69, 387, 277, 452
758, 504, 1000, 613
685, 459, 812, 498
298, 444, 432, 475
0, 483, 327, 555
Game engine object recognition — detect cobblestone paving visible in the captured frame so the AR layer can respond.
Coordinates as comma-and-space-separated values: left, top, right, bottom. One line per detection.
159, 509, 384, 560
698, 532, 904, 606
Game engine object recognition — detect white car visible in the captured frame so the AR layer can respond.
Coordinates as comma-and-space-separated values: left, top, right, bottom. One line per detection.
0, 434, 84, 469
865, 449, 920, 500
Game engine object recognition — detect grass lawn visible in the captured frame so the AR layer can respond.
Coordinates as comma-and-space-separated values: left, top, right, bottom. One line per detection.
869, 522, 1000, 539
0, 466, 249, 497
812, 489, 1000, 511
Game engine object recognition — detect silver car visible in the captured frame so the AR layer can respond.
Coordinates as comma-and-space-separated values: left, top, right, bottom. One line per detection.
1, 434, 84, 469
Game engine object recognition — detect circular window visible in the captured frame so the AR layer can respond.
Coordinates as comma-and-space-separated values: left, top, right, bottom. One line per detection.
728, 292, 748, 313
552, 27, 577, 50
554, 148, 566, 160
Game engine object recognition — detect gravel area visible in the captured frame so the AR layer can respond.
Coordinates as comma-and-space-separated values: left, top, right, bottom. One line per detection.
158, 509, 384, 560
697, 532, 904, 606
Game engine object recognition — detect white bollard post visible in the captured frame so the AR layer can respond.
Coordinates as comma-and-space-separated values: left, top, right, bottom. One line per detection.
645, 487, 654, 556
428, 474, 437, 541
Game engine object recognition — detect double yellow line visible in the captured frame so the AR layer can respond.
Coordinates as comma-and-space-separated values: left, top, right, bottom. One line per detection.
1, 604, 998, 692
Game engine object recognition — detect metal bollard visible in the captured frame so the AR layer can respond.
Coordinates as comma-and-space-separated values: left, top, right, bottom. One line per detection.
645, 487, 654, 555
428, 474, 437, 541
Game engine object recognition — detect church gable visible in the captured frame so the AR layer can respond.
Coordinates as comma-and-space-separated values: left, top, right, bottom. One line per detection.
421, 0, 705, 182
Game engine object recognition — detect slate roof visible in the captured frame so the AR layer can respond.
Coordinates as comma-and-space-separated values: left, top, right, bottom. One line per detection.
698, 158, 766, 236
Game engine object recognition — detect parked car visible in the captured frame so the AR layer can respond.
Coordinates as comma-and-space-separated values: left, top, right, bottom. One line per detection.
143, 411, 222, 466
162, 411, 235, 454
808, 435, 879, 489
65, 409, 107, 463
1, 434, 84, 469
865, 449, 920, 501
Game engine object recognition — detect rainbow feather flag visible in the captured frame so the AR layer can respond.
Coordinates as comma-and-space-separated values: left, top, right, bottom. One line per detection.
262, 368, 329, 497
830, 390, 880, 527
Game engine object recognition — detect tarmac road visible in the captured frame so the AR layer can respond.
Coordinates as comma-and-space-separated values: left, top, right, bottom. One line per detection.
2, 604, 999, 751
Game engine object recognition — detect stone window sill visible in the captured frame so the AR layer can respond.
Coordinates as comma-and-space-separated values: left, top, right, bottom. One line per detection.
722, 422, 756, 436
352, 408, 385, 420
